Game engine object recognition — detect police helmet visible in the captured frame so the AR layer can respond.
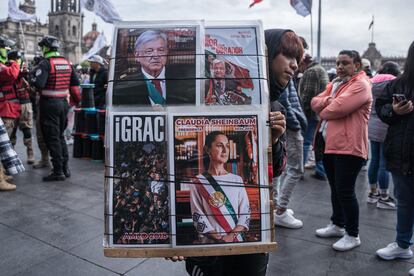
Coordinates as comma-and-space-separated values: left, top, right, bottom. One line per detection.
38, 35, 60, 50
7, 50, 22, 61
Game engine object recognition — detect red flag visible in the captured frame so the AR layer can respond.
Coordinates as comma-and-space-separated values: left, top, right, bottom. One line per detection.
249, 0, 263, 8
225, 60, 254, 89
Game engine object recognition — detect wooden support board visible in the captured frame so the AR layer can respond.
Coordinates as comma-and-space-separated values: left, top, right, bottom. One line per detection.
104, 243, 277, 258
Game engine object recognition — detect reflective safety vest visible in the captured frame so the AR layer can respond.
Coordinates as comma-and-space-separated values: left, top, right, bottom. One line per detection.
0, 82, 19, 103
42, 57, 72, 98
0, 61, 21, 118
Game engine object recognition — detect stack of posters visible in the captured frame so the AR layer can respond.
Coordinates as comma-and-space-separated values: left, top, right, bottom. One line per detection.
104, 20, 272, 255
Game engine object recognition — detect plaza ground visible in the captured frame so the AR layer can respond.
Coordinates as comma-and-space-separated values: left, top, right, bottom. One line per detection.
0, 139, 413, 275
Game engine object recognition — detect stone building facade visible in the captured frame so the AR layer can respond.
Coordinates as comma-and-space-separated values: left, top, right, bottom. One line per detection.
0, 0, 48, 60
48, 0, 83, 63
0, 0, 83, 63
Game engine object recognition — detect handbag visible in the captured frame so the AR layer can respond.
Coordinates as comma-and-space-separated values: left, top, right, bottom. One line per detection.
314, 131, 325, 162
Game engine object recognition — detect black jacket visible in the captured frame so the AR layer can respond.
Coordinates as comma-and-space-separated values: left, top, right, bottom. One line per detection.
376, 78, 414, 175
112, 64, 195, 106
89, 66, 108, 109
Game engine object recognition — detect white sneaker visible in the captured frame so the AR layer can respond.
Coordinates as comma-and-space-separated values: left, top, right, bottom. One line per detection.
376, 242, 413, 260
409, 267, 414, 276
287, 209, 294, 215
332, 234, 361, 251
275, 210, 303, 229
315, 223, 345, 238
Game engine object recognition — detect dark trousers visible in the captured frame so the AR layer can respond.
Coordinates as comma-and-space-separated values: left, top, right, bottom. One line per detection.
185, 253, 269, 276
392, 172, 414, 249
323, 154, 365, 237
39, 97, 69, 173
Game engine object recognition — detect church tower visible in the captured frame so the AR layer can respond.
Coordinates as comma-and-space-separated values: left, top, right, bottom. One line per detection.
48, 0, 83, 63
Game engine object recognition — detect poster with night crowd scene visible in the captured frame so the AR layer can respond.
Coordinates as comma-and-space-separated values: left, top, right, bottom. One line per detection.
204, 22, 264, 106
170, 112, 265, 246
108, 112, 170, 246
109, 21, 202, 106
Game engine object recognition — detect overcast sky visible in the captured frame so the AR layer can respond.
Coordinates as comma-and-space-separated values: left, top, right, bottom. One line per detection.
1, 0, 413, 57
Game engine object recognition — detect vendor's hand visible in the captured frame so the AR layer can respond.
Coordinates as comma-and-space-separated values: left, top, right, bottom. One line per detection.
165, 256, 185, 262
269, 111, 286, 140
393, 99, 413, 115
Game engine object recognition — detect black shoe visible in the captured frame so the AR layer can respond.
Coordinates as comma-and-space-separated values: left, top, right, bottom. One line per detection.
311, 173, 327, 181
63, 166, 71, 178
43, 172, 65, 182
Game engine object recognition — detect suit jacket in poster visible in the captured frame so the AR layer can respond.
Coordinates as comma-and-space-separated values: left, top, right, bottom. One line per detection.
112, 64, 196, 106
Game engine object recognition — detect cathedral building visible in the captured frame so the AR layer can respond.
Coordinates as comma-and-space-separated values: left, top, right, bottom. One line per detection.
0, 0, 84, 63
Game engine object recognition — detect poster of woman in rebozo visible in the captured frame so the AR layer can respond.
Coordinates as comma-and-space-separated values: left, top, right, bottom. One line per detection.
173, 114, 262, 246
111, 114, 170, 245
112, 26, 198, 106
204, 25, 263, 105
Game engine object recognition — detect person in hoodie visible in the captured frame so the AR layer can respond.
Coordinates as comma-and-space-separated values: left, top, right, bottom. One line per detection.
167, 29, 291, 276
266, 29, 307, 229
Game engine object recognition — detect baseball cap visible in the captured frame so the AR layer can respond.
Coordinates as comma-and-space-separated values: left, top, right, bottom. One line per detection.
87, 55, 104, 65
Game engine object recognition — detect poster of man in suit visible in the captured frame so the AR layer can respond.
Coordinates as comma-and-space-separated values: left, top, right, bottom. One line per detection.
112, 26, 198, 106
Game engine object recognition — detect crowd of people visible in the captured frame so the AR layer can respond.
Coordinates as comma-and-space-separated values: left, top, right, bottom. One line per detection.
113, 142, 169, 244
1, 28, 413, 275
0, 35, 108, 187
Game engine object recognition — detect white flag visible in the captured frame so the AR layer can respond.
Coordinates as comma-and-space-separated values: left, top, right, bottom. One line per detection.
82, 32, 109, 61
8, 0, 37, 22
80, 0, 122, 24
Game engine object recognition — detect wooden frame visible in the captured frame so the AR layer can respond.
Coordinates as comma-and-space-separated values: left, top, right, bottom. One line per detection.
104, 20, 275, 258
104, 243, 276, 258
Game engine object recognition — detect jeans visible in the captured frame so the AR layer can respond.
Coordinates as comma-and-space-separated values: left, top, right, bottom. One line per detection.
368, 141, 390, 190
303, 117, 326, 177
273, 129, 304, 209
186, 253, 269, 276
392, 173, 414, 249
323, 154, 365, 237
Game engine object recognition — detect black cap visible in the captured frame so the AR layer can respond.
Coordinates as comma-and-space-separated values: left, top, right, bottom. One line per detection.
38, 35, 60, 49
7, 50, 21, 61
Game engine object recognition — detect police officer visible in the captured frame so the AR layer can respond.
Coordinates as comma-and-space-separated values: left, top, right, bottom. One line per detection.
8, 50, 35, 165
30, 35, 81, 182
0, 36, 21, 190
